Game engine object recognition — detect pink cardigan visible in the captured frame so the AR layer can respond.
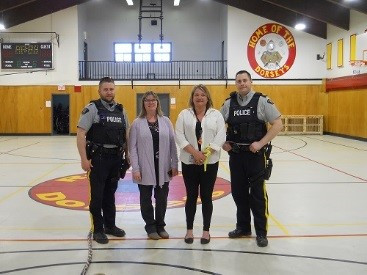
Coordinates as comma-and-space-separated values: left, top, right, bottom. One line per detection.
128, 115, 178, 186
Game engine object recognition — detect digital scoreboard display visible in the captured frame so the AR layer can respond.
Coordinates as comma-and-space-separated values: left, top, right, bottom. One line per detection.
1, 43, 53, 69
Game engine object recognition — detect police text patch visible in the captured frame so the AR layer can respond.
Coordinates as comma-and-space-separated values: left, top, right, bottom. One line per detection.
81, 108, 89, 115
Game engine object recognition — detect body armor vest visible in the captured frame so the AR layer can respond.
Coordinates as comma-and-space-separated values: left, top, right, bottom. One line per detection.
226, 92, 267, 144
86, 99, 126, 147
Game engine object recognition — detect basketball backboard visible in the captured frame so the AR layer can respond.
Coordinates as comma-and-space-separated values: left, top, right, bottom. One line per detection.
355, 31, 367, 61
350, 31, 367, 74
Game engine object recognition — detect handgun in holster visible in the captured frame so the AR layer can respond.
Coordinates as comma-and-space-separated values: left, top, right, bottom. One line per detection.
86, 141, 99, 160
119, 150, 130, 179
248, 142, 273, 184
263, 143, 273, 180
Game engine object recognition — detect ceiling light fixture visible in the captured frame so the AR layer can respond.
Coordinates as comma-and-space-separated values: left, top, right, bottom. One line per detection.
174, 0, 180, 6
126, 0, 134, 5
295, 23, 306, 30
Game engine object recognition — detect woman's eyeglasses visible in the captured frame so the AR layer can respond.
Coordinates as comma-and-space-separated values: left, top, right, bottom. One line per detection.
144, 99, 157, 103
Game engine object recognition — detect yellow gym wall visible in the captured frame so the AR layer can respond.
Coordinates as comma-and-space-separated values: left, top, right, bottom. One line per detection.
0, 84, 366, 139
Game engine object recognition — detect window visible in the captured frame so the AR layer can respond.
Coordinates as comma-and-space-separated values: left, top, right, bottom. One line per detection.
115, 43, 132, 62
154, 43, 171, 61
114, 42, 172, 62
134, 43, 151, 62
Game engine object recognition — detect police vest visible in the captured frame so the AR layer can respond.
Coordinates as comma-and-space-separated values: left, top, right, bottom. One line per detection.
226, 92, 267, 144
86, 99, 126, 147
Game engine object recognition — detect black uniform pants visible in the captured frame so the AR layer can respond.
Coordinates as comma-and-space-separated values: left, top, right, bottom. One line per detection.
138, 182, 169, 234
229, 151, 269, 236
182, 162, 219, 231
88, 151, 121, 233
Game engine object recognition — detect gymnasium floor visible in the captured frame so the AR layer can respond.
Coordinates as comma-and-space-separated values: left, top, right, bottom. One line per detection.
0, 135, 367, 274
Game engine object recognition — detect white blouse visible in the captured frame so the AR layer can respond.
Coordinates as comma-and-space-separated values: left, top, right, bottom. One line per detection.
175, 108, 226, 165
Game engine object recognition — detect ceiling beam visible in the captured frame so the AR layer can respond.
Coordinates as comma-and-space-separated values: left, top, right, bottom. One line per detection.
262, 0, 349, 30
3, 0, 90, 29
0, 0, 37, 12
213, 0, 327, 39
326, 0, 367, 14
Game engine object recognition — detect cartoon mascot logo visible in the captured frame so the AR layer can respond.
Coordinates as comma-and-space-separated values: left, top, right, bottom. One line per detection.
247, 23, 296, 78
29, 173, 231, 212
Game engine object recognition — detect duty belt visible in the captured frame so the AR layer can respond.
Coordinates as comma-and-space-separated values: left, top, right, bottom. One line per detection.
100, 147, 121, 154
233, 144, 251, 152
228, 142, 251, 153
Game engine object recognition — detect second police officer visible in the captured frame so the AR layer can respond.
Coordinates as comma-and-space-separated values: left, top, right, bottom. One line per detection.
220, 70, 283, 247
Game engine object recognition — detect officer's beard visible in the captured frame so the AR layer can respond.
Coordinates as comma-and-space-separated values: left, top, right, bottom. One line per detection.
101, 95, 115, 103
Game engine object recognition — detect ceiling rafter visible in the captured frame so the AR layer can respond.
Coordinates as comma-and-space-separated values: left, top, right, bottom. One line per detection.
261, 0, 350, 30
0, 0, 37, 12
213, 0, 327, 39
1, 0, 90, 29
1, 0, 365, 39
326, 0, 367, 14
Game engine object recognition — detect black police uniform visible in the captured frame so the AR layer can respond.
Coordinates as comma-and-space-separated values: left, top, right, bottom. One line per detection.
226, 93, 269, 237
86, 99, 127, 234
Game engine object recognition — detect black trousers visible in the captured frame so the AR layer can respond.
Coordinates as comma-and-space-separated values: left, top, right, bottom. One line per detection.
229, 151, 268, 236
182, 162, 219, 231
88, 152, 120, 233
138, 182, 169, 234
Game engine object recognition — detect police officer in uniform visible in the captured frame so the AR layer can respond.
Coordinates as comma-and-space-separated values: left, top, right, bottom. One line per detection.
77, 77, 129, 244
220, 70, 283, 247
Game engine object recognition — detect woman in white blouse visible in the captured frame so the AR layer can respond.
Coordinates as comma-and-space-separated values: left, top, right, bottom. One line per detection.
175, 84, 226, 244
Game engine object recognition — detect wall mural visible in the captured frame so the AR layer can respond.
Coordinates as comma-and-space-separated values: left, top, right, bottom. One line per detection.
247, 23, 296, 78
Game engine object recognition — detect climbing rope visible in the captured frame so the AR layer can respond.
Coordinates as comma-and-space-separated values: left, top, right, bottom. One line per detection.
80, 230, 93, 275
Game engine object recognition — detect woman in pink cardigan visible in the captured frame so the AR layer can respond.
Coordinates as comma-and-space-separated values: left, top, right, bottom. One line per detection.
129, 91, 178, 240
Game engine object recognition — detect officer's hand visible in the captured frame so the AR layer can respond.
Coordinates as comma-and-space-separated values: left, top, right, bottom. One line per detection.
81, 159, 93, 172
222, 142, 232, 152
133, 171, 142, 182
250, 142, 262, 153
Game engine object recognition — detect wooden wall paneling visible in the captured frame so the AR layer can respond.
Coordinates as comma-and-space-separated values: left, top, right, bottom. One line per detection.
0, 86, 18, 133
71, 85, 98, 133
8, 83, 367, 138
327, 88, 367, 138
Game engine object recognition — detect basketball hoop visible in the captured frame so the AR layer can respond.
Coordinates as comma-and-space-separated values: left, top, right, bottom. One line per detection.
350, 60, 367, 75
350, 60, 367, 66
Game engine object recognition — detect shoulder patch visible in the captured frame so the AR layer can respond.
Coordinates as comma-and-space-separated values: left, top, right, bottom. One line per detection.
267, 98, 274, 105
81, 108, 89, 115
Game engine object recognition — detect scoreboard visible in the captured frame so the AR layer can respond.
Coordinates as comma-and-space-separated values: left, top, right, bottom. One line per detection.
1, 43, 53, 69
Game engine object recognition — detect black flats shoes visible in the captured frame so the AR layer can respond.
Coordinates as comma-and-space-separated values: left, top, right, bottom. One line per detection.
184, 236, 194, 244
200, 235, 210, 244
184, 235, 210, 244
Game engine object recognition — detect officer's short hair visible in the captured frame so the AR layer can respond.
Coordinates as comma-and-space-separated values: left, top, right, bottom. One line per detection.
189, 84, 213, 110
235, 70, 252, 81
99, 77, 115, 88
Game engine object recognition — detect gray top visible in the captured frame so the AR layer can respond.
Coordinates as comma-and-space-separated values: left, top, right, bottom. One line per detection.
77, 99, 129, 131
220, 91, 281, 123
77, 99, 129, 147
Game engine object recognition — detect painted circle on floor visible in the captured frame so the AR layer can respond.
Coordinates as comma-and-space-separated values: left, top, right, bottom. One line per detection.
28, 172, 231, 212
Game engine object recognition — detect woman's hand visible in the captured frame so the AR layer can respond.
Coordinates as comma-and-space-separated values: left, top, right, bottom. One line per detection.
193, 151, 206, 165
133, 171, 142, 181
171, 168, 179, 177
